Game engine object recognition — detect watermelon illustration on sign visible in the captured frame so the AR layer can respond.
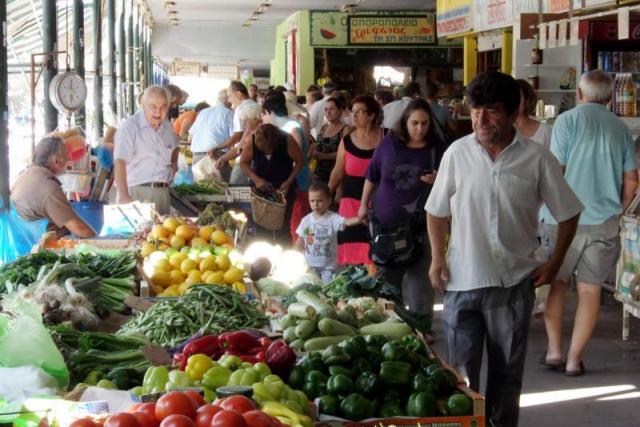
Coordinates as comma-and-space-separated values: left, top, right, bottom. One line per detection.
321, 28, 336, 39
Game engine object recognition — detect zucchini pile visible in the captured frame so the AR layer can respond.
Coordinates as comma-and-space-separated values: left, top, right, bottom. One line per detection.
280, 290, 411, 352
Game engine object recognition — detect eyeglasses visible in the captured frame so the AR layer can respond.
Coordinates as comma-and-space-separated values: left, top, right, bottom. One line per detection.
352, 109, 369, 115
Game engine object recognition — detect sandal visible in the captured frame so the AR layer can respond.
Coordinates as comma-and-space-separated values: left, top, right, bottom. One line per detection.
565, 361, 586, 377
539, 354, 565, 370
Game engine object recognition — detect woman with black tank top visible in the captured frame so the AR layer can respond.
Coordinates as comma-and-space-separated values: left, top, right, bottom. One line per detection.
312, 95, 351, 183
240, 123, 303, 244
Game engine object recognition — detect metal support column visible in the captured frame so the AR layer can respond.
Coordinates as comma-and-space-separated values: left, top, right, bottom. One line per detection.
500, 29, 513, 76
132, 5, 139, 99
126, 0, 134, 114
107, 0, 117, 117
73, 0, 86, 130
93, 0, 103, 139
43, 0, 58, 133
117, 0, 126, 118
1, 0, 9, 208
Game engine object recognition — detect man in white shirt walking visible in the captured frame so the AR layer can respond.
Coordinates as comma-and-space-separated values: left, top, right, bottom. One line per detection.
382, 81, 422, 130
309, 82, 338, 137
189, 89, 233, 165
426, 71, 583, 427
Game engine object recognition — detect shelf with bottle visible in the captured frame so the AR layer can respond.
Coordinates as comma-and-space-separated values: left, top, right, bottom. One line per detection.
525, 64, 577, 68
610, 73, 638, 118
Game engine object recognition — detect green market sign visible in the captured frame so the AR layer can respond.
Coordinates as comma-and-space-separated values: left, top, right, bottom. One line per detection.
310, 11, 436, 47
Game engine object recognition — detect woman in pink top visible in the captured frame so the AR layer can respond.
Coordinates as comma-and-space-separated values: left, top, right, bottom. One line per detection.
329, 95, 384, 265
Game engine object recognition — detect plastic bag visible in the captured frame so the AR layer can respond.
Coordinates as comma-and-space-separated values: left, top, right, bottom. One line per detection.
0, 298, 69, 388
0, 201, 48, 266
192, 155, 222, 182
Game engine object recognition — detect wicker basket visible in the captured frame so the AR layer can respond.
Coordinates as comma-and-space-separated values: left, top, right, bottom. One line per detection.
250, 190, 286, 231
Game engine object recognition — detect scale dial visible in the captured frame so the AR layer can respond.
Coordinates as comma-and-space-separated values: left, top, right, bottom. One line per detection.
49, 71, 88, 113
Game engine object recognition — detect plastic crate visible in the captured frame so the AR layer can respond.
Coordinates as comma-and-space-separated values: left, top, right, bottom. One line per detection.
228, 186, 252, 203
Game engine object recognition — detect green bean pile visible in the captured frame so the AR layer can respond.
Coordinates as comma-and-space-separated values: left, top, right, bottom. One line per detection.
117, 285, 268, 347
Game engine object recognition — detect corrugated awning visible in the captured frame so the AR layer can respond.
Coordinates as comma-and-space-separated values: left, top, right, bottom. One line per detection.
7, 0, 93, 66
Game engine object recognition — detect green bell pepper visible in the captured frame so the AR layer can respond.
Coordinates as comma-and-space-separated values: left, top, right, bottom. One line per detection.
429, 367, 458, 395
141, 366, 169, 394
366, 346, 383, 368
252, 382, 272, 404
382, 342, 409, 362
303, 370, 327, 400
287, 365, 306, 390
83, 370, 104, 386
383, 389, 403, 405
303, 380, 326, 400
252, 362, 271, 381
167, 370, 193, 390
327, 374, 354, 396
364, 334, 387, 349
218, 354, 243, 371
379, 401, 404, 418
299, 352, 325, 374
282, 399, 304, 414
96, 379, 117, 390
202, 366, 232, 390
447, 393, 473, 416
341, 335, 367, 358
379, 361, 411, 385
228, 367, 260, 386
322, 345, 351, 366
318, 394, 340, 416
354, 372, 381, 397
400, 335, 426, 355
352, 357, 373, 375
328, 365, 355, 378
263, 377, 285, 400
129, 386, 143, 397
340, 393, 374, 421
412, 373, 438, 395
407, 392, 436, 417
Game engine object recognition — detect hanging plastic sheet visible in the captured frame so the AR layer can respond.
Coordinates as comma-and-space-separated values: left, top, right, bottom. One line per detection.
0, 201, 48, 266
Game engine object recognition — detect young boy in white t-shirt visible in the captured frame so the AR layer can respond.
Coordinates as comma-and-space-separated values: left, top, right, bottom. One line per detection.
295, 181, 360, 283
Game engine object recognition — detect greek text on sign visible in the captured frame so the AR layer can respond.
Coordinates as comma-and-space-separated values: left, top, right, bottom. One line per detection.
436, 0, 473, 36
474, 0, 513, 32
349, 15, 435, 45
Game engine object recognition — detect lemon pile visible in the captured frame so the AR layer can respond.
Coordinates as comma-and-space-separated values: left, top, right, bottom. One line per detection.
140, 217, 247, 297
140, 216, 234, 255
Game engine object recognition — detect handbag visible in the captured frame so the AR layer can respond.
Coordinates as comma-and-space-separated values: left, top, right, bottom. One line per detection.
369, 220, 423, 268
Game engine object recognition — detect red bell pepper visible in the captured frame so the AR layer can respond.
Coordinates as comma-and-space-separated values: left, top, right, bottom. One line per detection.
219, 331, 261, 352
182, 334, 220, 359
173, 352, 187, 371
265, 340, 296, 378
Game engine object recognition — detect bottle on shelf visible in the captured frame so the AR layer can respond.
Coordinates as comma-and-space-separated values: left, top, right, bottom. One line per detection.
624, 73, 637, 117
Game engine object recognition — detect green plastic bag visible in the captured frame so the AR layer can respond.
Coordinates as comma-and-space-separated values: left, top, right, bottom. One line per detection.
0, 299, 69, 388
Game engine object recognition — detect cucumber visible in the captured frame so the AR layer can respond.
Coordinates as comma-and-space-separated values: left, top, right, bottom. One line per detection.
295, 319, 317, 339
317, 306, 338, 320
290, 339, 306, 351
279, 314, 296, 330
337, 309, 358, 328
283, 326, 298, 343
365, 308, 386, 323
288, 303, 316, 319
303, 335, 352, 352
317, 318, 357, 337
359, 320, 412, 339
296, 290, 329, 312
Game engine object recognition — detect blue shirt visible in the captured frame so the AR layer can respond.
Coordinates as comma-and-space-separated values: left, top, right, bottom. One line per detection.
188, 103, 233, 153
541, 103, 636, 225
114, 110, 179, 187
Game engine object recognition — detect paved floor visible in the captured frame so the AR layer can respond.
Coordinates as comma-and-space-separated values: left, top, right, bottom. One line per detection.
430, 290, 640, 427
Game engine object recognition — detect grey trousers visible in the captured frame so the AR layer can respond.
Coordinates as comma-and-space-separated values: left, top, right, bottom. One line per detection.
128, 186, 171, 215
377, 238, 434, 333
442, 278, 535, 427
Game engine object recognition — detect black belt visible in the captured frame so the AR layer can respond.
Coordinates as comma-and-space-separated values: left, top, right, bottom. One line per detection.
138, 182, 169, 188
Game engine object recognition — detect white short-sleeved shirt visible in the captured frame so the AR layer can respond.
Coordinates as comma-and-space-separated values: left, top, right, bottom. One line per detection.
232, 99, 259, 134
114, 110, 179, 187
188, 103, 233, 153
382, 97, 412, 129
296, 211, 344, 270
425, 132, 583, 291
309, 96, 330, 136
530, 121, 552, 149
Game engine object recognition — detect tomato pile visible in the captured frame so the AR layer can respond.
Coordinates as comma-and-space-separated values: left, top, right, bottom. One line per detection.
69, 391, 285, 427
